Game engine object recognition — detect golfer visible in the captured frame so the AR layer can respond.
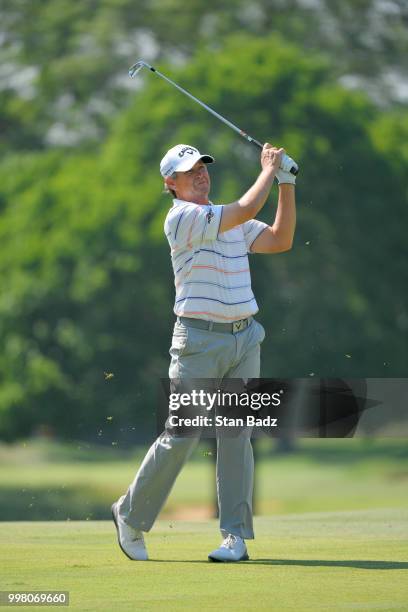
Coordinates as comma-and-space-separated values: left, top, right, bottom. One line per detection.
112, 143, 296, 562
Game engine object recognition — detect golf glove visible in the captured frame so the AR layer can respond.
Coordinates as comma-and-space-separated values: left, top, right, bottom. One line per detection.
276, 154, 298, 185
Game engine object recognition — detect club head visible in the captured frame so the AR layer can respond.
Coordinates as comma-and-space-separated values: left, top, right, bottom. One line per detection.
128, 60, 150, 78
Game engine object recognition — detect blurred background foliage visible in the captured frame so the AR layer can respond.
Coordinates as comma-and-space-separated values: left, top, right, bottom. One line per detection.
0, 438, 407, 521
1, 0, 407, 150
0, 1, 407, 443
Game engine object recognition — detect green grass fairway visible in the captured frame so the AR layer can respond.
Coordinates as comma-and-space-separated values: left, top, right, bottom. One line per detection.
1, 510, 407, 611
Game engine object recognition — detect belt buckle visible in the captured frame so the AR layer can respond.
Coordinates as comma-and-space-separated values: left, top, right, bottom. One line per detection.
232, 319, 245, 333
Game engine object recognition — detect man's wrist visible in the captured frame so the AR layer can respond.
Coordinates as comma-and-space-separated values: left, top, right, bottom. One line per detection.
260, 167, 277, 182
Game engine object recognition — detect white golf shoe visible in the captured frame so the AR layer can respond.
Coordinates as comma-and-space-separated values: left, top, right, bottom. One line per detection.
111, 501, 148, 561
208, 534, 249, 562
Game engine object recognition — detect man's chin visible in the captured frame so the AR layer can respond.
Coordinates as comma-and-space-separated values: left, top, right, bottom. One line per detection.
196, 185, 210, 196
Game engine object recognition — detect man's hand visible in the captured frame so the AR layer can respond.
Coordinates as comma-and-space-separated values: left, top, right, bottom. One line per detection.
276, 153, 298, 185
261, 143, 284, 174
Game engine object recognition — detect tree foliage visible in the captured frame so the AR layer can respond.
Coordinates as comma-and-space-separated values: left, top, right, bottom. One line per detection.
0, 35, 407, 441
1, 0, 407, 151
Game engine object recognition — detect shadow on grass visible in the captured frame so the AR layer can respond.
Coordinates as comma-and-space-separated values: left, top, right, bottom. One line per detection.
150, 559, 408, 569
249, 559, 408, 570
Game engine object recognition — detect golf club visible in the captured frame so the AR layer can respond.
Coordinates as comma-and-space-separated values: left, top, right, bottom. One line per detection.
129, 60, 299, 176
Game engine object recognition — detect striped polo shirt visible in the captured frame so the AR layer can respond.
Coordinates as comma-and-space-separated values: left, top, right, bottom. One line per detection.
164, 198, 268, 322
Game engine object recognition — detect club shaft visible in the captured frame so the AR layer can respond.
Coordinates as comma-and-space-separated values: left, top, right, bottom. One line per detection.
132, 61, 298, 174
148, 65, 263, 150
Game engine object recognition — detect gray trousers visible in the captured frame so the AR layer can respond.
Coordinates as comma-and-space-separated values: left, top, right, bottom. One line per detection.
117, 318, 265, 540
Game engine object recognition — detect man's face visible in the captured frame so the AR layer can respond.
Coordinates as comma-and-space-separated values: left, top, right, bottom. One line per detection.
166, 160, 211, 203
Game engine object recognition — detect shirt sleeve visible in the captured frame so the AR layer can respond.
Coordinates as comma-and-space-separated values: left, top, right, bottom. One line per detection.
165, 203, 223, 250
242, 219, 269, 253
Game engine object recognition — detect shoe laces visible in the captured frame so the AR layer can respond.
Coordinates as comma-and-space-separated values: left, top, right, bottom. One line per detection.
223, 534, 238, 549
130, 529, 144, 543
131, 534, 144, 543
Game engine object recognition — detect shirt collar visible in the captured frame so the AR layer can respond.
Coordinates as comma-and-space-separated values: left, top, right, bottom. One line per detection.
172, 198, 212, 207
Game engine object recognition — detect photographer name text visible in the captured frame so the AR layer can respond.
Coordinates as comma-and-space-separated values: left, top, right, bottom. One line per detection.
168, 415, 278, 427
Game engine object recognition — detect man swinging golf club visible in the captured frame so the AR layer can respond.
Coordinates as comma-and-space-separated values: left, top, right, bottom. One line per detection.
112, 141, 297, 562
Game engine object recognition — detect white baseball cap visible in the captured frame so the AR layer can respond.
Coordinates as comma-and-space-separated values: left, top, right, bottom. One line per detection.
160, 144, 214, 177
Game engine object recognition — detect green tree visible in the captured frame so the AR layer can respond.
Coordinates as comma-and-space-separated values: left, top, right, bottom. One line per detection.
0, 35, 406, 441
1, 0, 406, 152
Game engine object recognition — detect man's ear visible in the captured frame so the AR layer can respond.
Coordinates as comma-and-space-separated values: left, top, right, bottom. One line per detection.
165, 175, 176, 192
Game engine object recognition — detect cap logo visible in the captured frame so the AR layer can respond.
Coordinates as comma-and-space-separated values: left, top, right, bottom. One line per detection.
164, 165, 175, 176
178, 146, 197, 158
